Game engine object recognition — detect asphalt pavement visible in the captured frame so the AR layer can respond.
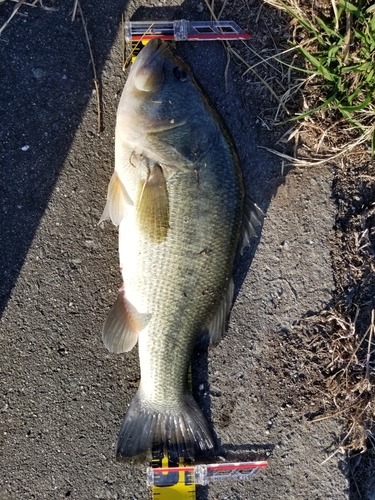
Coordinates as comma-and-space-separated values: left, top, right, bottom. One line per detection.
0, 1, 349, 498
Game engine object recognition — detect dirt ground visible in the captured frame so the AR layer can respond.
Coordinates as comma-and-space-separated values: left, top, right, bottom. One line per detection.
0, 0, 374, 498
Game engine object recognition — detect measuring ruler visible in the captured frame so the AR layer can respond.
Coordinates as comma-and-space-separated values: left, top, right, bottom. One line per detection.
125, 19, 250, 63
148, 456, 268, 499
125, 19, 250, 42
149, 456, 196, 499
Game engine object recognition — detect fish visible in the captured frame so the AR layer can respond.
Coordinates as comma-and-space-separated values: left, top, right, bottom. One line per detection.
100, 38, 261, 461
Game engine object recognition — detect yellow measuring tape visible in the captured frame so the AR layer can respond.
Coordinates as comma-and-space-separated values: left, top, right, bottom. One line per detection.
148, 457, 269, 497
130, 40, 148, 63
151, 457, 196, 499
129, 39, 177, 63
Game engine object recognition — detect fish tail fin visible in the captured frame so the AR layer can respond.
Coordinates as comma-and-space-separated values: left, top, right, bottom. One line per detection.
116, 389, 215, 461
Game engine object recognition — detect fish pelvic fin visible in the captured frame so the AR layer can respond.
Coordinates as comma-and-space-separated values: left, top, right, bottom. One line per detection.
99, 172, 132, 226
240, 197, 263, 254
102, 286, 150, 353
116, 389, 215, 461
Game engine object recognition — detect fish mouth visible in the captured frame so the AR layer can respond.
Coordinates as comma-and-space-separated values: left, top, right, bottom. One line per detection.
132, 39, 170, 93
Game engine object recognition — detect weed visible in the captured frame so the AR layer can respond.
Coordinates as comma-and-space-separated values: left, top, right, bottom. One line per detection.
265, 0, 375, 156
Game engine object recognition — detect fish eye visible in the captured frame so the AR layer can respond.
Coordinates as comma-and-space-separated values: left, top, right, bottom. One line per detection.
173, 67, 188, 82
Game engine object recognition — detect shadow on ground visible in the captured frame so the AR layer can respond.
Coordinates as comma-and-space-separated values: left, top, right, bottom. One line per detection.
0, 0, 284, 316
0, 0, 134, 314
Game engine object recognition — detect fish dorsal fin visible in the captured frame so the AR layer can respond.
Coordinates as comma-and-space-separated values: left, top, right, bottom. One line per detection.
240, 198, 263, 254
99, 172, 132, 226
205, 278, 234, 345
136, 164, 169, 242
102, 286, 150, 353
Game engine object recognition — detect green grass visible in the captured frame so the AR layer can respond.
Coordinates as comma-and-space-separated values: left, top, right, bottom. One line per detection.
272, 0, 375, 155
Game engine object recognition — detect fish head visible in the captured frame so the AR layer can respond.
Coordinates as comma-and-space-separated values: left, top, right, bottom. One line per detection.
130, 38, 167, 93
117, 39, 218, 167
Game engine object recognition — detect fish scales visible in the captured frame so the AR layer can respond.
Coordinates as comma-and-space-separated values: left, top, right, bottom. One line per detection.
100, 39, 260, 461
134, 163, 243, 406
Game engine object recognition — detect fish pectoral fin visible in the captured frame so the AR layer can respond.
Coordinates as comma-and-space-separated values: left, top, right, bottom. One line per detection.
99, 172, 132, 226
239, 197, 263, 254
102, 286, 150, 353
204, 278, 234, 345
136, 164, 169, 242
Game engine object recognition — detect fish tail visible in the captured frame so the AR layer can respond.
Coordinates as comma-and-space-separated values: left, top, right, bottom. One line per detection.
116, 389, 215, 461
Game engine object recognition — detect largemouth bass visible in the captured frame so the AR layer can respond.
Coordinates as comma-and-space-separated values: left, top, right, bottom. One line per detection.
100, 39, 260, 461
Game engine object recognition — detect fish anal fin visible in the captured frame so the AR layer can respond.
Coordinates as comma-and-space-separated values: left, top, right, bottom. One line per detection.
240, 197, 263, 254
102, 286, 150, 353
204, 278, 234, 345
136, 164, 169, 242
99, 172, 132, 226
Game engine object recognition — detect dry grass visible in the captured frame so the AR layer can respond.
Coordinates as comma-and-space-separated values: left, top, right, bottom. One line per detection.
0, 0, 59, 36
72, 0, 101, 134
203, 0, 296, 115
314, 310, 375, 451
204, 0, 375, 167
202, 0, 375, 166
255, 0, 375, 457
262, 0, 375, 162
